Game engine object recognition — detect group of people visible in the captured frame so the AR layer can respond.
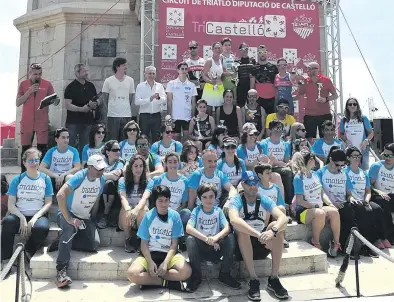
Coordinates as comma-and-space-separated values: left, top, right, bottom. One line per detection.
2, 37, 394, 302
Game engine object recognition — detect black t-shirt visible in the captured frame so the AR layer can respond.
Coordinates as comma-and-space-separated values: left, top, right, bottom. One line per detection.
251, 62, 278, 84
64, 79, 97, 124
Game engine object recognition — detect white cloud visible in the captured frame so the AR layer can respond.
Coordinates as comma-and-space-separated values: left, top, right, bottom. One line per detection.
0, 72, 18, 123
0, 25, 21, 48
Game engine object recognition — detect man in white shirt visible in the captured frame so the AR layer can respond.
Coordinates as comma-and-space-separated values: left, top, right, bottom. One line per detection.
166, 62, 198, 142
101, 57, 136, 141
185, 40, 205, 100
135, 66, 167, 142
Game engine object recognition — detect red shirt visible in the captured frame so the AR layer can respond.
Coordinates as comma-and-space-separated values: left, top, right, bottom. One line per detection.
298, 74, 336, 116
17, 79, 54, 131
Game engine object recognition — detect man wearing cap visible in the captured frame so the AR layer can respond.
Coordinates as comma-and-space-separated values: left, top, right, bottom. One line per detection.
228, 171, 289, 301
237, 123, 265, 170
236, 43, 256, 108
250, 45, 279, 115
242, 89, 266, 140
16, 63, 59, 171
185, 40, 206, 101
54, 154, 121, 288
135, 66, 167, 142
297, 62, 338, 139
265, 99, 296, 138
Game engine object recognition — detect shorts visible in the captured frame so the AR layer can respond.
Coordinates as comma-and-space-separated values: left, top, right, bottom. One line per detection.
296, 209, 308, 224
174, 120, 190, 133
201, 83, 224, 107
133, 252, 185, 271
235, 229, 271, 260
20, 129, 48, 145
257, 97, 276, 115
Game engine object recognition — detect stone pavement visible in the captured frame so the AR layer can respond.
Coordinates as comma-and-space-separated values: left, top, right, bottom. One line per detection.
1, 248, 393, 302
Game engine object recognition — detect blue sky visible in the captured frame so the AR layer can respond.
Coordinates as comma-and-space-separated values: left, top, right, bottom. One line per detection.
0, 0, 393, 123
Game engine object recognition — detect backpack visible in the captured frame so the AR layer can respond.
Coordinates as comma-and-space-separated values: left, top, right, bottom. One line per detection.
240, 192, 264, 222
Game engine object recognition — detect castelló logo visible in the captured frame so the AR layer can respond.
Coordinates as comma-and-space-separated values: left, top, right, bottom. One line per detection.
292, 14, 314, 39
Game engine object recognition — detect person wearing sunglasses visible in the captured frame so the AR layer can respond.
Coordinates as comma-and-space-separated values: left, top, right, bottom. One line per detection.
274, 58, 295, 115
39, 128, 81, 192
250, 45, 279, 115
292, 149, 341, 257
288, 122, 313, 156
369, 143, 394, 245
313, 120, 345, 163
16, 63, 59, 172
135, 65, 167, 143
235, 42, 256, 108
136, 134, 164, 178
81, 124, 106, 168
297, 62, 338, 140
166, 61, 198, 141
97, 140, 125, 229
151, 124, 182, 160
208, 125, 228, 158
185, 40, 206, 100
188, 99, 216, 152
265, 99, 296, 138
237, 123, 264, 170
1, 148, 53, 262
119, 120, 140, 163
242, 89, 266, 140
54, 154, 121, 288
344, 147, 388, 254
64, 63, 98, 155
217, 137, 246, 187
339, 98, 374, 170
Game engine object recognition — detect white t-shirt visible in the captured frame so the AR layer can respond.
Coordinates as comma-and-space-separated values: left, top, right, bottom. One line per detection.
293, 172, 324, 207
369, 161, 394, 193
316, 166, 353, 203
188, 206, 227, 237
344, 166, 370, 201
119, 140, 137, 163
166, 78, 197, 121
102, 75, 135, 117
42, 146, 80, 175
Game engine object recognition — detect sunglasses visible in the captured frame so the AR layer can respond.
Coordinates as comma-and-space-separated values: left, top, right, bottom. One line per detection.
382, 153, 394, 158
350, 154, 362, 159
224, 145, 236, 150
297, 128, 306, 132
273, 127, 283, 132
248, 132, 258, 136
110, 148, 120, 152
165, 130, 176, 134
240, 47, 249, 51
30, 63, 42, 70
189, 46, 198, 50
96, 131, 105, 135
278, 105, 289, 110
334, 163, 345, 168
348, 103, 358, 107
127, 128, 138, 132
26, 158, 40, 164
137, 143, 148, 149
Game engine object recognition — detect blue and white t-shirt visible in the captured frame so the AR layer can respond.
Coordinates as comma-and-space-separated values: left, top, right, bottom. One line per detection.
313, 138, 345, 159
293, 172, 324, 208
119, 140, 137, 162
189, 168, 230, 206
339, 115, 372, 149
344, 166, 370, 201
81, 144, 104, 162
137, 208, 184, 253
258, 183, 285, 206
8, 172, 53, 216
148, 173, 188, 210
42, 146, 80, 175
261, 138, 290, 162
118, 177, 154, 207
237, 144, 262, 163
369, 161, 394, 193
104, 158, 125, 173
188, 206, 228, 237
65, 169, 105, 219
217, 158, 246, 186
208, 144, 223, 158
229, 193, 275, 232
179, 157, 203, 178
150, 139, 182, 158
316, 166, 353, 203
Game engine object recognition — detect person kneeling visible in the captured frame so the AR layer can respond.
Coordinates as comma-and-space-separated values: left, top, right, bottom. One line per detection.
127, 185, 192, 291
228, 171, 289, 301
186, 183, 240, 292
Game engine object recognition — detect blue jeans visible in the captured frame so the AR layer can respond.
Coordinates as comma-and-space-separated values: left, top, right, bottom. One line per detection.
179, 208, 192, 229
361, 147, 370, 170
66, 123, 91, 156
1, 214, 49, 260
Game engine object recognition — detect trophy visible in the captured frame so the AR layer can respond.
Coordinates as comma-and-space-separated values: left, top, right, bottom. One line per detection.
209, 71, 218, 90
219, 120, 225, 127
231, 62, 240, 86
195, 116, 203, 140
316, 83, 323, 102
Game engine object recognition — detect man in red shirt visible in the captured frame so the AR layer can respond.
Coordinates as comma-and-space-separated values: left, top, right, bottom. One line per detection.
16, 63, 58, 171
297, 62, 338, 140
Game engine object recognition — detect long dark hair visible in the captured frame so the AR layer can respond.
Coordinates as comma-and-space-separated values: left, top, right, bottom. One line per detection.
180, 141, 198, 163
124, 155, 148, 196
123, 120, 140, 139
102, 140, 118, 159
344, 97, 363, 122
326, 146, 346, 165
89, 124, 106, 148
220, 141, 241, 174
346, 146, 362, 165
158, 124, 174, 141
210, 125, 227, 148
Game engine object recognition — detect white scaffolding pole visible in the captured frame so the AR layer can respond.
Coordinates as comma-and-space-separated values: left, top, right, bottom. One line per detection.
139, 0, 156, 82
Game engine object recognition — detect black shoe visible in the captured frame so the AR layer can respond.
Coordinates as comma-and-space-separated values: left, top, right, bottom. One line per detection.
267, 276, 289, 299
360, 246, 379, 258
248, 278, 261, 301
178, 239, 187, 252
283, 239, 290, 248
97, 215, 108, 229
139, 284, 162, 290
124, 237, 137, 253
287, 216, 293, 224
48, 238, 60, 252
163, 280, 185, 291
186, 277, 202, 292
218, 273, 241, 289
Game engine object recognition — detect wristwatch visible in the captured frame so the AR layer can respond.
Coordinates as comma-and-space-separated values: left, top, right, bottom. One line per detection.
271, 226, 278, 237
325, 97, 329, 103
314, 204, 320, 208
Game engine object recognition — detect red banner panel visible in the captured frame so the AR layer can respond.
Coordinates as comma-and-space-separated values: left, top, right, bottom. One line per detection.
158, 0, 322, 121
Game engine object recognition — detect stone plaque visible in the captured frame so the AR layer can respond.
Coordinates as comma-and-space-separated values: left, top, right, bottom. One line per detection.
93, 39, 117, 57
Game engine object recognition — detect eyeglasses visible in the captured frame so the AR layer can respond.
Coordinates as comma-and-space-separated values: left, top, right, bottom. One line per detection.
248, 132, 258, 136
348, 103, 358, 107
30, 63, 42, 70
189, 46, 197, 50
224, 145, 236, 150
96, 131, 105, 135
137, 143, 148, 149
297, 128, 306, 132
165, 130, 176, 134
127, 128, 138, 132
278, 105, 289, 110
382, 153, 394, 158
350, 155, 362, 159
240, 47, 249, 51
26, 158, 40, 164
273, 127, 283, 132
110, 148, 120, 152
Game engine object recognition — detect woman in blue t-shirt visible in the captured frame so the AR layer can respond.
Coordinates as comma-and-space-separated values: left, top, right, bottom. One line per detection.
1, 148, 53, 260
237, 123, 264, 170
339, 98, 374, 170
97, 140, 125, 229
179, 141, 203, 178
208, 125, 228, 158
151, 124, 182, 159
118, 155, 152, 253
119, 120, 140, 163
81, 124, 106, 167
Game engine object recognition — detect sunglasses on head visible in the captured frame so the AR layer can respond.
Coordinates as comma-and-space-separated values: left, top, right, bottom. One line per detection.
224, 145, 236, 150
110, 148, 120, 152
348, 103, 358, 107
127, 128, 138, 132
189, 46, 197, 50
30, 63, 42, 70
137, 143, 148, 149
165, 130, 176, 134
26, 158, 40, 164
96, 131, 105, 135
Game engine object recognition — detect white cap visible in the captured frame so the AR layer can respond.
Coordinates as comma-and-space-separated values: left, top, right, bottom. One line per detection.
242, 122, 259, 135
87, 154, 107, 170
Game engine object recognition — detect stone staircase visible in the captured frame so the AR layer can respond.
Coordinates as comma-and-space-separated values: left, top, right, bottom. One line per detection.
1, 139, 18, 167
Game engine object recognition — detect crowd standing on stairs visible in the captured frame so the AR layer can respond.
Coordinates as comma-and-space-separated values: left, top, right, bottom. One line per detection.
2, 39, 394, 302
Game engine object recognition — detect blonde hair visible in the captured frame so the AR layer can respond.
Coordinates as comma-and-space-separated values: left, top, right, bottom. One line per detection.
291, 151, 308, 175
289, 122, 304, 141
22, 147, 42, 162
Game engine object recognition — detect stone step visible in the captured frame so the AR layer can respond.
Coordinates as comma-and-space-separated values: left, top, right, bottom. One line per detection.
30, 241, 327, 281
1, 147, 18, 159
1, 158, 18, 167
1, 165, 21, 182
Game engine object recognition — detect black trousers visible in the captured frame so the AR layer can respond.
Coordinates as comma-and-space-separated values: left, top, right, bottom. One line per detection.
272, 166, 294, 205
372, 194, 394, 240
303, 113, 333, 139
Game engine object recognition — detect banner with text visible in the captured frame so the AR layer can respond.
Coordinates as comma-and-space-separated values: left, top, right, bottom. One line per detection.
158, 0, 322, 119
